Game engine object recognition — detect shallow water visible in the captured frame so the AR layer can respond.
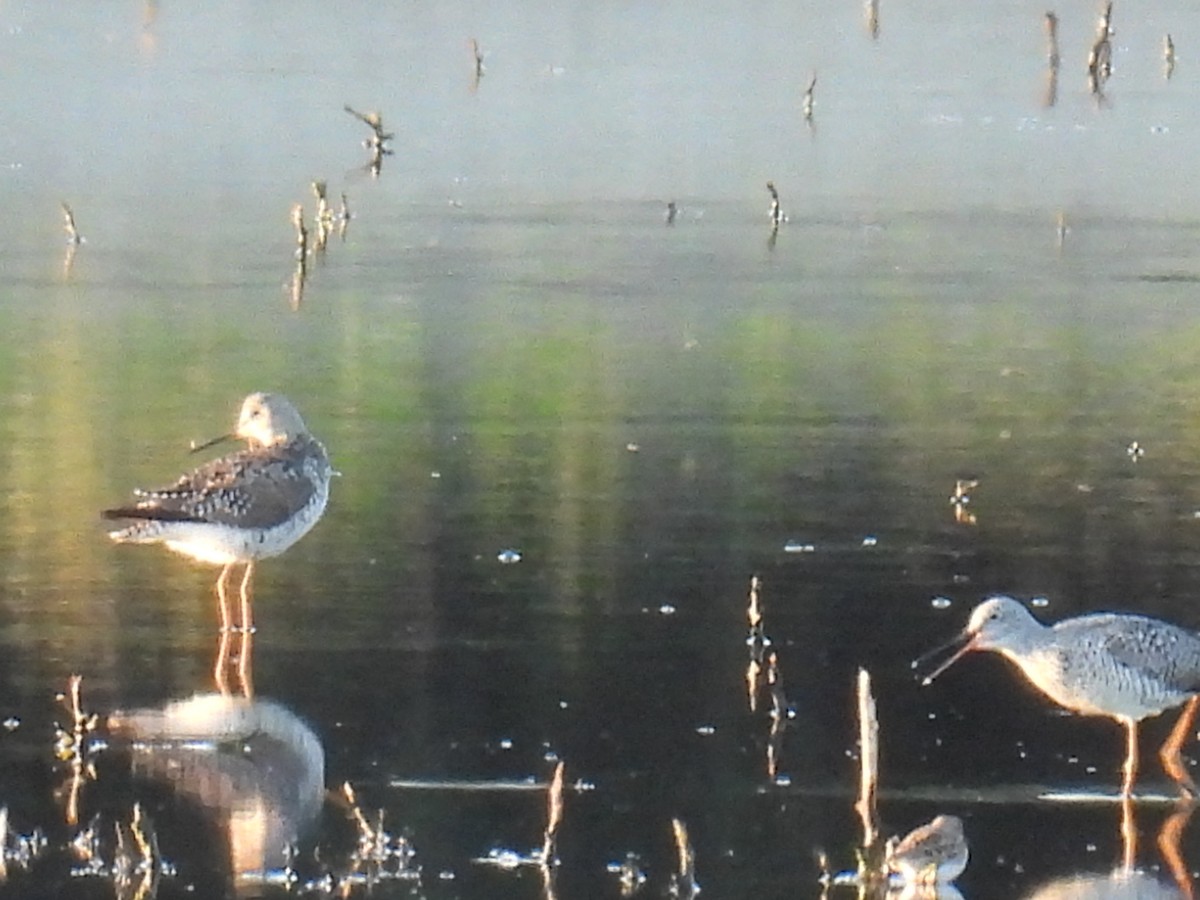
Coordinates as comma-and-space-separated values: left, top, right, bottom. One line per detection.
5, 1, 1200, 897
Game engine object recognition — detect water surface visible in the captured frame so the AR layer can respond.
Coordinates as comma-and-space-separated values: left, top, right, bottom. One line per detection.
4, 2, 1200, 897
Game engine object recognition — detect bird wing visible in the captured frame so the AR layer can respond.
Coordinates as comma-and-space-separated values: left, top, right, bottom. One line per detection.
1094, 616, 1200, 693
105, 440, 323, 530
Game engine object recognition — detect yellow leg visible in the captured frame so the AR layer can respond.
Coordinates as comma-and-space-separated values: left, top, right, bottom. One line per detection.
1158, 802, 1197, 900
238, 561, 255, 634
1161, 697, 1200, 800
214, 628, 232, 697
1122, 718, 1139, 798
216, 562, 234, 632
237, 628, 255, 699
1119, 795, 1136, 873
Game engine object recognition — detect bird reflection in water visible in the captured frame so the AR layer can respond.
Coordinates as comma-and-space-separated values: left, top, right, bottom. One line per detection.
31, 621, 419, 897
885, 885, 963, 900
1024, 869, 1183, 900
1018, 797, 1193, 899
215, 623, 254, 699
103, 624, 319, 893
108, 693, 326, 894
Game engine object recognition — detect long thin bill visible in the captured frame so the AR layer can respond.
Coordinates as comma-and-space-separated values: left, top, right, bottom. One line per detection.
912, 631, 976, 686
189, 432, 234, 454
919, 640, 976, 686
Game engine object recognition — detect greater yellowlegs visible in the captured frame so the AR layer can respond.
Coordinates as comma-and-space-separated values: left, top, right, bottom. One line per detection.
104, 393, 332, 633
918, 596, 1200, 798
885, 814, 968, 886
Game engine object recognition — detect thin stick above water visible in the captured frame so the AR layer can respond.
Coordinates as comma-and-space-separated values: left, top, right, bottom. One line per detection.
854, 668, 879, 849
671, 817, 698, 898
541, 761, 565, 867
747, 575, 763, 632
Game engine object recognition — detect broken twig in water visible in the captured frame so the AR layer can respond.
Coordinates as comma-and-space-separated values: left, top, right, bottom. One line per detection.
766, 651, 789, 779
54, 675, 99, 827
747, 574, 763, 636
60, 202, 84, 245
470, 38, 485, 83
746, 575, 770, 712
1087, 2, 1113, 94
1044, 12, 1060, 68
541, 761, 565, 867
1043, 12, 1060, 107
670, 817, 699, 898
864, 0, 879, 40
291, 202, 308, 262
854, 668, 879, 851
766, 181, 785, 228
344, 104, 394, 176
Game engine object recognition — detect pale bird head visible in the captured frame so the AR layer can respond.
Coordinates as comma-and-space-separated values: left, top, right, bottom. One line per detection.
236, 393, 308, 448
917, 596, 1038, 684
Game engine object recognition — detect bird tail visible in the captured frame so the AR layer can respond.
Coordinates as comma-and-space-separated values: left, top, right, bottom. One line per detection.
102, 506, 202, 523
102, 507, 201, 543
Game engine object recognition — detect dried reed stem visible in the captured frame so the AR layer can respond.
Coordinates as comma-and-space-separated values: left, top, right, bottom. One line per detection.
671, 817, 696, 896
746, 656, 761, 713
747, 575, 765, 711
342, 782, 377, 846
541, 762, 565, 866
864, 0, 879, 40
854, 668, 879, 850
747, 576, 763, 631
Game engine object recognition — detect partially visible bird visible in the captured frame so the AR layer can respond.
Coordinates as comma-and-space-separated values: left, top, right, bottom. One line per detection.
917, 596, 1200, 798
885, 814, 968, 886
104, 393, 332, 633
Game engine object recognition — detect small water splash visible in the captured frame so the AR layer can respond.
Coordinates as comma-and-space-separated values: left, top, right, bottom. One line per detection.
783, 540, 815, 554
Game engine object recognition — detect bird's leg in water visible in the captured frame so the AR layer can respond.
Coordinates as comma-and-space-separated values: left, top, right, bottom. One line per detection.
238, 561, 255, 633
1121, 718, 1139, 798
1160, 696, 1200, 799
216, 562, 235, 633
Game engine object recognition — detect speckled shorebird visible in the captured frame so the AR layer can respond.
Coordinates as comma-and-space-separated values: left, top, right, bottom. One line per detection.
103, 393, 332, 633
885, 814, 968, 886
918, 597, 1200, 798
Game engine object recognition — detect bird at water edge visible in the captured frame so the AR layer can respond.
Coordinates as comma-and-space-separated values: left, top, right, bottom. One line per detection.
885, 814, 968, 886
103, 393, 332, 633
916, 596, 1200, 799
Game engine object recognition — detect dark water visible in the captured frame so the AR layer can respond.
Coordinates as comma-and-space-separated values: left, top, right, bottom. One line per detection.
5, 1, 1200, 898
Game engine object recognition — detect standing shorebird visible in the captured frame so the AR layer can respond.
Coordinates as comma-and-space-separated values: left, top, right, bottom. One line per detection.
917, 596, 1200, 798
104, 393, 332, 633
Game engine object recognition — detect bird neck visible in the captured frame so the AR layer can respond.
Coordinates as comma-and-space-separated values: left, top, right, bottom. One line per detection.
992, 621, 1045, 661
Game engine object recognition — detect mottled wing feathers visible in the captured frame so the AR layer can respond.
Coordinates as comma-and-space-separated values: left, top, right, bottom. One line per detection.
1090, 616, 1200, 694
103, 438, 324, 531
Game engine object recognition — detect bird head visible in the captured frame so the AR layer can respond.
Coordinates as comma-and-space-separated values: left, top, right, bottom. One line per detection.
915, 596, 1037, 685
235, 393, 308, 448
